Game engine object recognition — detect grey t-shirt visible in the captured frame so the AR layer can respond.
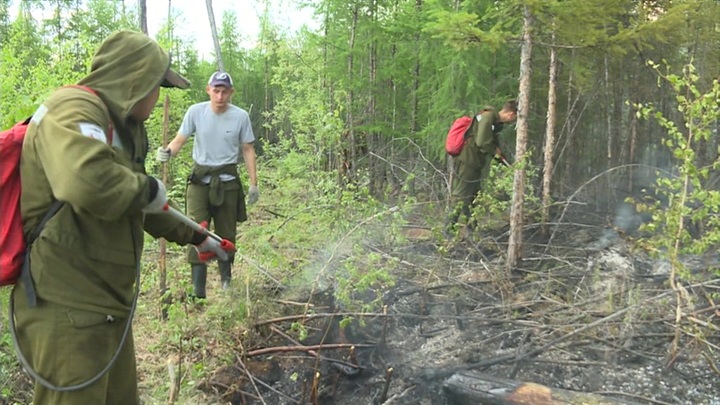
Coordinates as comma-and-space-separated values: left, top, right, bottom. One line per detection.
179, 101, 254, 182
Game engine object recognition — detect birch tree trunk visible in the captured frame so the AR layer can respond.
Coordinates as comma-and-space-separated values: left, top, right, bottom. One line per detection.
262, 1, 272, 143
507, 4, 533, 270
541, 29, 558, 232
629, 111, 637, 192
604, 56, 614, 203
410, 0, 422, 135
322, 6, 336, 175
346, 4, 359, 183
205, 0, 225, 71
445, 0, 460, 204
369, 0, 379, 195
561, 50, 576, 196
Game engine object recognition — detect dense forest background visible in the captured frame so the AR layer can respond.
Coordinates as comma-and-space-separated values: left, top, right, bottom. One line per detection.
3, 0, 718, 206
1, 0, 719, 403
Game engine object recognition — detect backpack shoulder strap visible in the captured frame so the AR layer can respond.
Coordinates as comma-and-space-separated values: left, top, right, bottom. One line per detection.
20, 200, 64, 308
26, 200, 64, 246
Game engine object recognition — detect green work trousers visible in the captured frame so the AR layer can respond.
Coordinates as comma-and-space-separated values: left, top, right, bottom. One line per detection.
447, 154, 492, 230
186, 180, 241, 264
11, 287, 139, 405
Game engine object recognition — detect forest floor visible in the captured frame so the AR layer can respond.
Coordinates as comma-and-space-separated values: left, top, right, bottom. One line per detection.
3, 204, 719, 405
196, 210, 720, 405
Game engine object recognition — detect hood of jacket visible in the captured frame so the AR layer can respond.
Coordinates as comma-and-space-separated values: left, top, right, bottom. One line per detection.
78, 29, 189, 123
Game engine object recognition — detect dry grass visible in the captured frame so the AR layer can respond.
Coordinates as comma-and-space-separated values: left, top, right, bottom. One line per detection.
133, 250, 257, 404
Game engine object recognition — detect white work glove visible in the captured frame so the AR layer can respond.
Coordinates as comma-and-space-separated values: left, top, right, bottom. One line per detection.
196, 236, 230, 261
194, 221, 235, 262
156, 146, 171, 162
142, 177, 168, 213
248, 185, 259, 205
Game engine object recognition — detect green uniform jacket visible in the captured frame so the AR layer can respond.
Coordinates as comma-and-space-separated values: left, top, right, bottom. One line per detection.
20, 31, 195, 317
452, 109, 502, 198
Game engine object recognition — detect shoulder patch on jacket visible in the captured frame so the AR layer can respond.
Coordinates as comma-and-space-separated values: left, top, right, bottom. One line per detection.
78, 122, 108, 143
30, 105, 49, 125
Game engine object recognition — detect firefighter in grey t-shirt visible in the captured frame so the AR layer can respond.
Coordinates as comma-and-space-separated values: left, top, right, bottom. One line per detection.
156, 71, 258, 299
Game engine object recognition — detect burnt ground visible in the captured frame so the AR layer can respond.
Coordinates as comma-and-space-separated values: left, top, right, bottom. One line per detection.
200, 213, 720, 405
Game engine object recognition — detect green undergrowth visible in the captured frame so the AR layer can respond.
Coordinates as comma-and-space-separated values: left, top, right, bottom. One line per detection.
631, 64, 720, 371
0, 151, 423, 404
0, 148, 530, 403
135, 154, 415, 402
1, 149, 541, 404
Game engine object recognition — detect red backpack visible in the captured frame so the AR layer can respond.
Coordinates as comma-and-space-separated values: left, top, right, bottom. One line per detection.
445, 115, 474, 156
0, 85, 109, 287
0, 118, 33, 285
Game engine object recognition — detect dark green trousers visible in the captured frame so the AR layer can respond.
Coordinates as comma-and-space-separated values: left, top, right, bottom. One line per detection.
11, 288, 139, 405
185, 180, 241, 264
447, 155, 492, 231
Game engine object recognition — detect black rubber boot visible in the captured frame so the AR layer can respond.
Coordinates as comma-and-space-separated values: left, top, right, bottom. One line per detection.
191, 264, 208, 299
218, 260, 232, 290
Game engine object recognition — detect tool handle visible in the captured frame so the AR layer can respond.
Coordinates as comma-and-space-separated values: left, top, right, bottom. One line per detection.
163, 204, 222, 242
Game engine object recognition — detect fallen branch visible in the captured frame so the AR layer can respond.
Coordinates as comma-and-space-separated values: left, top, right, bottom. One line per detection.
246, 343, 375, 358
593, 390, 674, 405
236, 252, 283, 289
379, 384, 416, 405
167, 359, 178, 405
235, 354, 266, 405
392, 280, 493, 299
209, 380, 260, 402
270, 325, 361, 372
273, 299, 314, 307
254, 311, 541, 328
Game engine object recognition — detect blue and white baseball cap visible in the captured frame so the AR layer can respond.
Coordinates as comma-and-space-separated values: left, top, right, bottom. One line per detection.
207, 71, 233, 88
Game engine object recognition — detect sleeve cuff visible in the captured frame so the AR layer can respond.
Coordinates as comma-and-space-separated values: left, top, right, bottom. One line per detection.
191, 231, 206, 246
147, 176, 159, 202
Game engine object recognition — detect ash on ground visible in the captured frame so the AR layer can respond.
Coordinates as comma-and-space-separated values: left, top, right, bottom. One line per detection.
204, 218, 720, 405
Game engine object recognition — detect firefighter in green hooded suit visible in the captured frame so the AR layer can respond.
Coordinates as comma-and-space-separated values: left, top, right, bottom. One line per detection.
12, 30, 235, 405
446, 99, 518, 237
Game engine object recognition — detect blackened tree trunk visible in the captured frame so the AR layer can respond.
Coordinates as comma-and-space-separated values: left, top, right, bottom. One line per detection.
444, 371, 642, 405
138, 0, 147, 34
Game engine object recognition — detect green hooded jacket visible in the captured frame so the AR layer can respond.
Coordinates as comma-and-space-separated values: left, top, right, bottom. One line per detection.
20, 30, 196, 316
453, 109, 502, 191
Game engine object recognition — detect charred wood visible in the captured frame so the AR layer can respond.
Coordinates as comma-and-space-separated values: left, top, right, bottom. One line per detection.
443, 371, 642, 405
